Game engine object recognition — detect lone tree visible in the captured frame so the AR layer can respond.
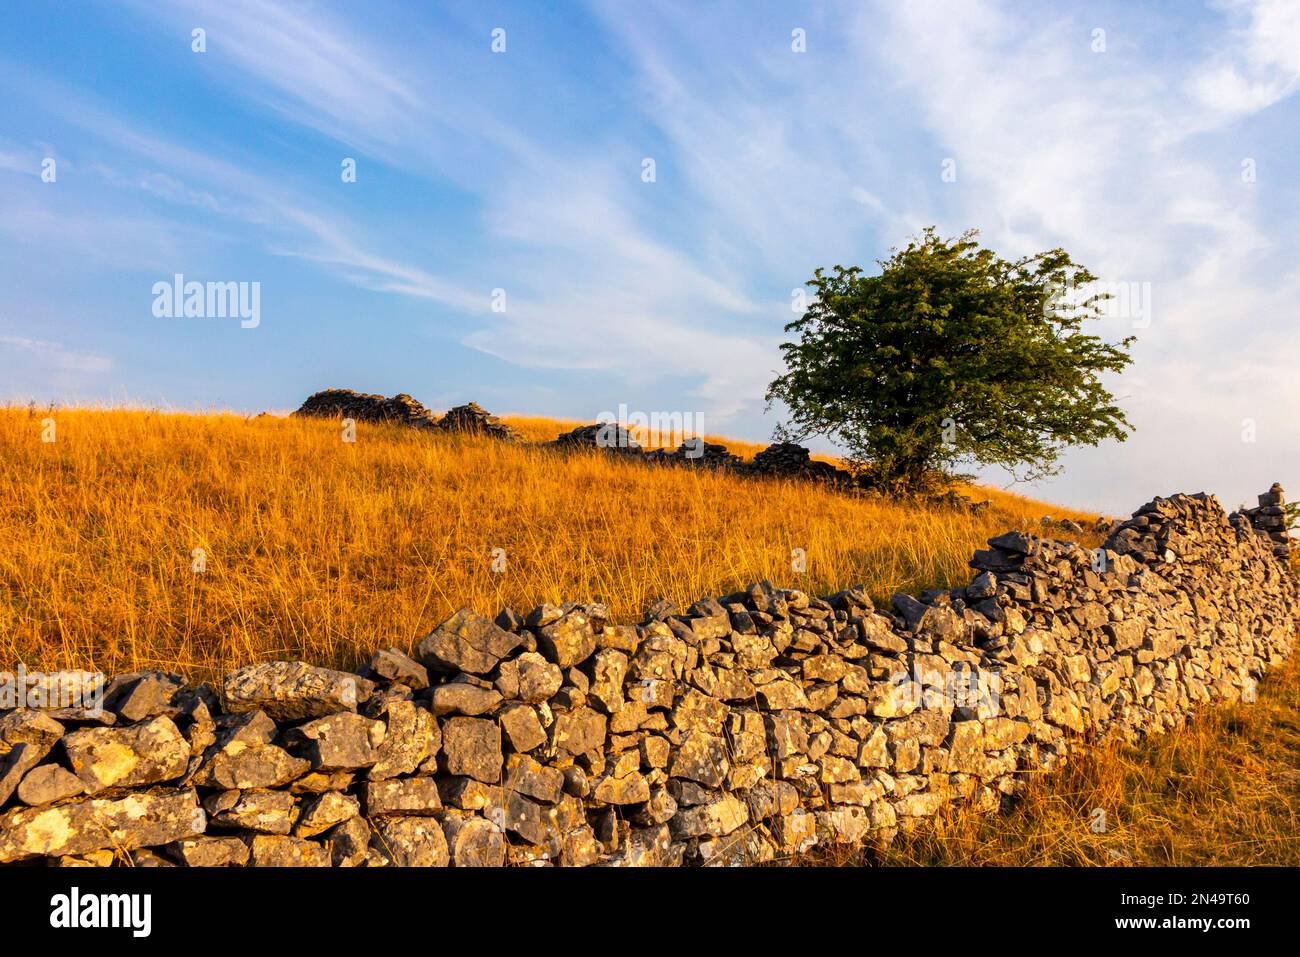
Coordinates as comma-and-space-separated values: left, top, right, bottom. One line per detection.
767, 228, 1134, 493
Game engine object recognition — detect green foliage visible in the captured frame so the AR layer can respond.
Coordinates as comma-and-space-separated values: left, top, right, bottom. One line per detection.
766, 228, 1135, 492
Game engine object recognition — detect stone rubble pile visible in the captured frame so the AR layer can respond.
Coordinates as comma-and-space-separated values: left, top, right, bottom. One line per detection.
644, 440, 743, 469
551, 423, 642, 454
292, 389, 440, 429
1039, 516, 1086, 535
1241, 483, 1294, 560
435, 402, 521, 441
557, 424, 792, 476
3, 484, 1293, 867
294, 391, 519, 440
751, 441, 864, 488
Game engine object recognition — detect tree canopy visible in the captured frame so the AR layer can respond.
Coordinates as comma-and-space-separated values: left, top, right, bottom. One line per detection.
766, 228, 1135, 493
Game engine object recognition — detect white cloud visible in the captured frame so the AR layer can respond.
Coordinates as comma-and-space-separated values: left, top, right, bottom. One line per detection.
859, 0, 1300, 511
109, 0, 780, 419
0, 335, 112, 374
0, 66, 488, 313
5, 0, 1299, 510
1192, 0, 1300, 116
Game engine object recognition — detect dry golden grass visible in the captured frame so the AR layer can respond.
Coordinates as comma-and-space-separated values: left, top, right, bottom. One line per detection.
806, 657, 1300, 867
0, 406, 1099, 683
6, 405, 1294, 865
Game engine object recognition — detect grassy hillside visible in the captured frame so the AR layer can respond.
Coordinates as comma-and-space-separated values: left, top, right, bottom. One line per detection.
0, 406, 1100, 681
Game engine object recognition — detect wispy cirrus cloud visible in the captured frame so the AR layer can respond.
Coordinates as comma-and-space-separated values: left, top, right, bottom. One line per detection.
857, 0, 1300, 507
0, 335, 112, 374
2, 0, 1298, 510
0, 61, 486, 312
108, 0, 780, 414
1192, 0, 1300, 116
584, 0, 1300, 506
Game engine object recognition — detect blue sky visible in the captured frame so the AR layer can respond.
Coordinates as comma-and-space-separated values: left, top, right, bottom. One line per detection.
2, 0, 1298, 514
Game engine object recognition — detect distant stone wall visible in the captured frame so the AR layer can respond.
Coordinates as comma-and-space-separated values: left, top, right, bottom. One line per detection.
1, 487, 1294, 866
293, 389, 918, 494
293, 388, 441, 429
292, 390, 1011, 518
292, 390, 519, 440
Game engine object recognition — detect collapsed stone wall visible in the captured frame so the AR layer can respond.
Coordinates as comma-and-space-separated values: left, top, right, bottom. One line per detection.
292, 390, 520, 440
1, 488, 1294, 867
293, 389, 1004, 515
1243, 483, 1292, 560
293, 388, 442, 429
549, 422, 863, 487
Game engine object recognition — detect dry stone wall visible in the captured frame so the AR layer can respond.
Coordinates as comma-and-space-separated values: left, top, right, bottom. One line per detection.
293, 389, 442, 429
294, 389, 894, 492
1, 488, 1294, 867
